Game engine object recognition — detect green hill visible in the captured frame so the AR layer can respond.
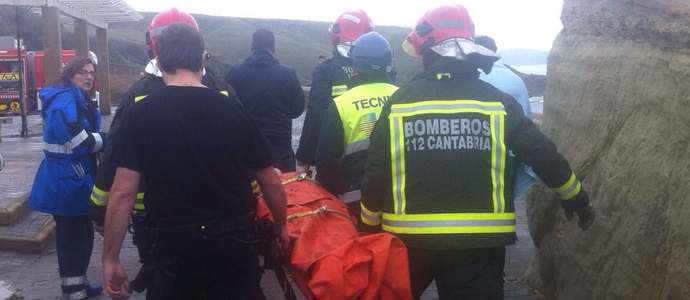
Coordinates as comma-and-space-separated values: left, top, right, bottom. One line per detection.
107, 12, 419, 85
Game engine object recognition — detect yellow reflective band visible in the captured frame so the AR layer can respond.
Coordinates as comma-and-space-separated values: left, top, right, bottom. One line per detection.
389, 100, 506, 118
490, 114, 507, 213
554, 173, 577, 192
436, 73, 451, 80
390, 116, 407, 214
562, 181, 581, 200
553, 173, 582, 200
220, 91, 229, 96
332, 85, 348, 96
361, 203, 382, 225
134, 95, 148, 102
381, 212, 516, 234
383, 212, 515, 221
382, 225, 516, 234
91, 186, 109, 206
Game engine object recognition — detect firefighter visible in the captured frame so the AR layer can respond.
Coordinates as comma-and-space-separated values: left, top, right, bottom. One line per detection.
295, 9, 374, 175
316, 32, 397, 212
89, 7, 233, 235
360, 5, 595, 299
102, 22, 289, 299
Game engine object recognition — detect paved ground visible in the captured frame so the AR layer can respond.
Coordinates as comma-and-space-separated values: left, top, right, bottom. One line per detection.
0, 110, 542, 300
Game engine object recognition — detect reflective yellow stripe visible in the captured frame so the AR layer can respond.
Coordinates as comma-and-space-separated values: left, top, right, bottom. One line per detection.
91, 186, 109, 206
381, 212, 516, 234
332, 85, 348, 96
490, 114, 506, 213
91, 186, 145, 208
360, 203, 382, 226
554, 173, 576, 192
134, 95, 148, 102
390, 100, 507, 117
390, 116, 407, 214
553, 173, 582, 200
436, 73, 451, 80
220, 91, 228, 96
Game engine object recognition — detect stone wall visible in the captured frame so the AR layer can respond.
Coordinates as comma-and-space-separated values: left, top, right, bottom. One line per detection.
523, 0, 690, 299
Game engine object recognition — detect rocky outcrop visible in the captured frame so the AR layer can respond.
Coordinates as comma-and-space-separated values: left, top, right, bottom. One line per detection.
524, 1, 690, 299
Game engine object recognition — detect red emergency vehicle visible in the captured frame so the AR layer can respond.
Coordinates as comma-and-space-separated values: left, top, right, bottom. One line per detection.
0, 49, 96, 115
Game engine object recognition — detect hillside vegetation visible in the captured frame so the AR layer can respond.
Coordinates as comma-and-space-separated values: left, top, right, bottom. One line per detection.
107, 12, 420, 85
0, 7, 544, 96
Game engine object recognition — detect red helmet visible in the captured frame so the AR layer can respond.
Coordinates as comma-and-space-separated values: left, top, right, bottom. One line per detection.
146, 7, 199, 59
402, 4, 477, 57
329, 9, 374, 46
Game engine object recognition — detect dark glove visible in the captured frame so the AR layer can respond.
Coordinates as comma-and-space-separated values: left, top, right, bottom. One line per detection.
561, 189, 595, 231
565, 205, 595, 231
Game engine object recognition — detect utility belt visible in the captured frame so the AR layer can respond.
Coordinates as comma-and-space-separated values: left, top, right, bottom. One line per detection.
143, 213, 257, 241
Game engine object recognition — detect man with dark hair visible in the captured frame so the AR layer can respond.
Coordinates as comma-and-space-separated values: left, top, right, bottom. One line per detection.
102, 22, 289, 299
89, 8, 234, 238
225, 28, 305, 172
475, 35, 536, 198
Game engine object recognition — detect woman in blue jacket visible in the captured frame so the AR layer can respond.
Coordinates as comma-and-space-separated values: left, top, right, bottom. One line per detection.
28, 56, 106, 300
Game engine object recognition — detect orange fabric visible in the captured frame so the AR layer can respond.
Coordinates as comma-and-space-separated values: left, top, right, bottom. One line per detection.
256, 172, 412, 300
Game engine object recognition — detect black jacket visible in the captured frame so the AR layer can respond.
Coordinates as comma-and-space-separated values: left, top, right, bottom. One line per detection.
224, 50, 305, 170
296, 54, 355, 165
361, 61, 589, 250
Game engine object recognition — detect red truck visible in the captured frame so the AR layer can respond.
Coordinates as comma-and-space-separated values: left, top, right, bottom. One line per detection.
0, 49, 97, 115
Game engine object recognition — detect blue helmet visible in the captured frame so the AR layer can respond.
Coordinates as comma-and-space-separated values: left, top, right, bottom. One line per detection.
348, 32, 393, 73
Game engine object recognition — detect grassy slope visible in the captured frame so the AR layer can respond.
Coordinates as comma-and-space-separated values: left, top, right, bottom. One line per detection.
108, 13, 418, 85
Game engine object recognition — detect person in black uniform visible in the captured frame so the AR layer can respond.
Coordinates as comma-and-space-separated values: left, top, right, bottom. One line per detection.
224, 29, 305, 172
89, 8, 233, 233
316, 32, 398, 211
102, 22, 289, 300
295, 9, 374, 174
360, 5, 595, 300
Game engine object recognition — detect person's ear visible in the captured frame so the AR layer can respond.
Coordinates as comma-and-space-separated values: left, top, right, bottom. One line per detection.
270, 45, 275, 54
250, 43, 255, 52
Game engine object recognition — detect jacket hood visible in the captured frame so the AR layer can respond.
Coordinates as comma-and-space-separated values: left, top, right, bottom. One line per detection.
39, 82, 81, 113
244, 50, 280, 67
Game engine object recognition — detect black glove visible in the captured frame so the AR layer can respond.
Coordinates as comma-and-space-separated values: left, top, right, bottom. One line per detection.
561, 189, 595, 231
565, 205, 595, 231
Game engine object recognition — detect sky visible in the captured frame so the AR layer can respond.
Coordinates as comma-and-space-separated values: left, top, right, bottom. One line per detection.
128, 0, 564, 52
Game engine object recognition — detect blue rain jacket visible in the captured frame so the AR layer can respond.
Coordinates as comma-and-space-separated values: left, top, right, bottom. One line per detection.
28, 82, 105, 216
480, 61, 536, 197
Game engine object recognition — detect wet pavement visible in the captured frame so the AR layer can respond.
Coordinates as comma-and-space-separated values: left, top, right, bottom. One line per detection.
0, 109, 542, 299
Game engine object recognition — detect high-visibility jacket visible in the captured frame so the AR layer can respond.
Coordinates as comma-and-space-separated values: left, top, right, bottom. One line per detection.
360, 62, 588, 250
316, 82, 398, 201
89, 71, 233, 224
28, 82, 105, 216
296, 54, 355, 166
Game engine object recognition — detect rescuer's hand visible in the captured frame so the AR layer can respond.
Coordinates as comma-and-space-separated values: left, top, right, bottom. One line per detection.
278, 225, 290, 251
296, 161, 310, 176
565, 205, 595, 231
103, 260, 130, 300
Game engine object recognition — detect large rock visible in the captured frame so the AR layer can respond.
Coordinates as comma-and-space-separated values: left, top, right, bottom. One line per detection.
524, 0, 690, 299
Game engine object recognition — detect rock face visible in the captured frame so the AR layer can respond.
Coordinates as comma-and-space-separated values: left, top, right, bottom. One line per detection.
524, 1, 690, 299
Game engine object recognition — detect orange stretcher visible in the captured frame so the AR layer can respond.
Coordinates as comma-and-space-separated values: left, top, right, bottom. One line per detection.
256, 172, 412, 300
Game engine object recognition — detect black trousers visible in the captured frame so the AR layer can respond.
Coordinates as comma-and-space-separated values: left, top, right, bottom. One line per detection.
54, 215, 95, 298
407, 246, 505, 300
145, 231, 266, 300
